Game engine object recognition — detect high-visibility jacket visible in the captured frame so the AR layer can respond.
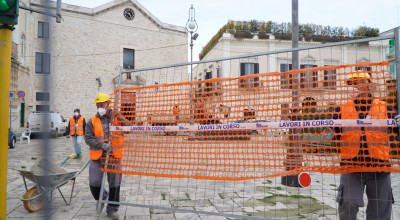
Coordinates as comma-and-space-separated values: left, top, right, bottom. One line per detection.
340, 99, 390, 160
89, 115, 124, 160
173, 106, 179, 115
69, 116, 85, 136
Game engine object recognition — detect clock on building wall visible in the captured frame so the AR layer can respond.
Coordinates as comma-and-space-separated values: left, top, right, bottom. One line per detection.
123, 8, 135, 20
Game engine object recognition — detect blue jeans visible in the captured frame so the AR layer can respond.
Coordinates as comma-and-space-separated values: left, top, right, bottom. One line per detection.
72, 135, 83, 154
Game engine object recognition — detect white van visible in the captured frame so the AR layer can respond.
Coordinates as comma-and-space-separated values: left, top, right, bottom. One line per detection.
27, 111, 68, 138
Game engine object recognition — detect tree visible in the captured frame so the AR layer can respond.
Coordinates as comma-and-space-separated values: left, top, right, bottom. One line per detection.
265, 21, 273, 33
353, 26, 379, 37
249, 19, 258, 32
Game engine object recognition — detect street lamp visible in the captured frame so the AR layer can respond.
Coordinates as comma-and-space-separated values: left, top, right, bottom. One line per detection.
185, 4, 198, 82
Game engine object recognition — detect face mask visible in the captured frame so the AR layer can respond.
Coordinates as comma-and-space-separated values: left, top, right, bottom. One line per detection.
98, 108, 107, 116
74, 112, 79, 117
348, 87, 359, 98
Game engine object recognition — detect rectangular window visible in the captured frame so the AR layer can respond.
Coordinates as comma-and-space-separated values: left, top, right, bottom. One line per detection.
300, 64, 318, 88
280, 63, 293, 89
240, 63, 259, 88
35, 53, 50, 74
36, 105, 49, 111
280, 63, 292, 72
324, 65, 337, 88
205, 71, 212, 92
36, 92, 50, 101
123, 48, 135, 69
38, 22, 49, 38
205, 71, 212, 80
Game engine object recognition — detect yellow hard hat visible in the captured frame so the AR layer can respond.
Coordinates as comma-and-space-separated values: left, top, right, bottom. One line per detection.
94, 93, 110, 103
346, 72, 371, 84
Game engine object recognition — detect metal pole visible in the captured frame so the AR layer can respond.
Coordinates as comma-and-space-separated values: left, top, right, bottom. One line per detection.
291, 0, 299, 70
282, 0, 301, 187
20, 99, 25, 127
0, 25, 12, 220
42, 2, 52, 218
189, 32, 194, 121
395, 27, 400, 113
97, 156, 108, 214
190, 32, 193, 81
9, 100, 11, 129
19, 5, 58, 18
56, 0, 62, 23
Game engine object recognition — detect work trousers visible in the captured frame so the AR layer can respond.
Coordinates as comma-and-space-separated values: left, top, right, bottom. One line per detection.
337, 173, 394, 220
89, 158, 122, 214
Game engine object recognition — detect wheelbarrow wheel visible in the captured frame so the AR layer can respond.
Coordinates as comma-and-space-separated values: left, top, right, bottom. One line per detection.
23, 187, 44, 212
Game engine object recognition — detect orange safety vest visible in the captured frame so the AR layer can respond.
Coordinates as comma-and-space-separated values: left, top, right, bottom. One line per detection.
173, 106, 179, 115
69, 116, 85, 136
340, 99, 390, 160
89, 115, 125, 160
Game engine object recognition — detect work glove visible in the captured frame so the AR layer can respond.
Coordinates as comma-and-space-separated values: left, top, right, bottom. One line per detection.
102, 143, 112, 153
395, 115, 400, 127
66, 135, 70, 139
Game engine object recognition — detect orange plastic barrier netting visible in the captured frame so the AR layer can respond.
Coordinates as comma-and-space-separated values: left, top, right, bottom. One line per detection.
101, 61, 400, 180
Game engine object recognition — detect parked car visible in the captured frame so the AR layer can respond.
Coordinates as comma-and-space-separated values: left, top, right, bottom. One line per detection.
27, 111, 68, 138
8, 128, 16, 149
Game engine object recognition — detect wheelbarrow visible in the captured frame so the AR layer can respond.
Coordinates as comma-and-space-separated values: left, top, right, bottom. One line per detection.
16, 155, 90, 212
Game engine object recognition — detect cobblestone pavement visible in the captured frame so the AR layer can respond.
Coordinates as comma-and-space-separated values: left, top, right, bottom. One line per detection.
6, 136, 400, 219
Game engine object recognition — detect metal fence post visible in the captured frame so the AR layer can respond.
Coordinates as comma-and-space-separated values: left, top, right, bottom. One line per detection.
395, 27, 400, 113
97, 154, 108, 214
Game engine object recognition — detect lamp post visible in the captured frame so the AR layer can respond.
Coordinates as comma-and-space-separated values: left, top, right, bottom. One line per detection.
185, 4, 198, 82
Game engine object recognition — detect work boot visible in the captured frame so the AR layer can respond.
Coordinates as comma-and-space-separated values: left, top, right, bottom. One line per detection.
107, 212, 119, 219
78, 152, 82, 158
72, 154, 79, 159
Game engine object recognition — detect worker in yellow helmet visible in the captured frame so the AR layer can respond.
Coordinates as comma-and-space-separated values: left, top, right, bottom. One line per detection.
333, 71, 398, 220
85, 93, 124, 219
346, 72, 371, 99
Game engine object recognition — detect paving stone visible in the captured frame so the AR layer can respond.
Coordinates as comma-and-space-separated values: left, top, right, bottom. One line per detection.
198, 214, 227, 220
124, 216, 151, 220
150, 208, 173, 215
6, 138, 400, 219
174, 211, 201, 220
125, 206, 150, 216
6, 198, 22, 215
7, 205, 56, 218
150, 213, 175, 220
200, 206, 219, 213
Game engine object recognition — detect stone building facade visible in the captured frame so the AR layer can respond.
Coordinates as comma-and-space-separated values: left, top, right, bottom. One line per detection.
194, 32, 389, 80
9, 0, 188, 130
191, 31, 391, 122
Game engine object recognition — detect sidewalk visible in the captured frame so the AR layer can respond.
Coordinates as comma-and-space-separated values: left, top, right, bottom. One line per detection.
6, 137, 152, 220
6, 137, 400, 219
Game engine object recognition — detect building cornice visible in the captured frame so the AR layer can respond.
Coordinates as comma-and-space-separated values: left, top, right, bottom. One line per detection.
219, 35, 385, 48
30, 0, 186, 34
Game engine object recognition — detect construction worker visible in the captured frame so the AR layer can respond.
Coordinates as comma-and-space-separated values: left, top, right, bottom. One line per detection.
65, 108, 86, 159
85, 93, 124, 220
333, 72, 397, 220
173, 104, 179, 122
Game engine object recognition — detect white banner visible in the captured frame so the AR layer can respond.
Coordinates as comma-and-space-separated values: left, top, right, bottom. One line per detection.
110, 119, 397, 132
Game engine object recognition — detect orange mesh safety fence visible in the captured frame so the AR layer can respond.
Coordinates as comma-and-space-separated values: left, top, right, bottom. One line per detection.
101, 61, 400, 180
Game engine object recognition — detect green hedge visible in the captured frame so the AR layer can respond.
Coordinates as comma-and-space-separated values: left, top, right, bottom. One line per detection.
199, 20, 380, 60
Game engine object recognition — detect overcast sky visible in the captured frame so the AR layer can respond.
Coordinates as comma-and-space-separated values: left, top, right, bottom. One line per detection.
62, 0, 400, 62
